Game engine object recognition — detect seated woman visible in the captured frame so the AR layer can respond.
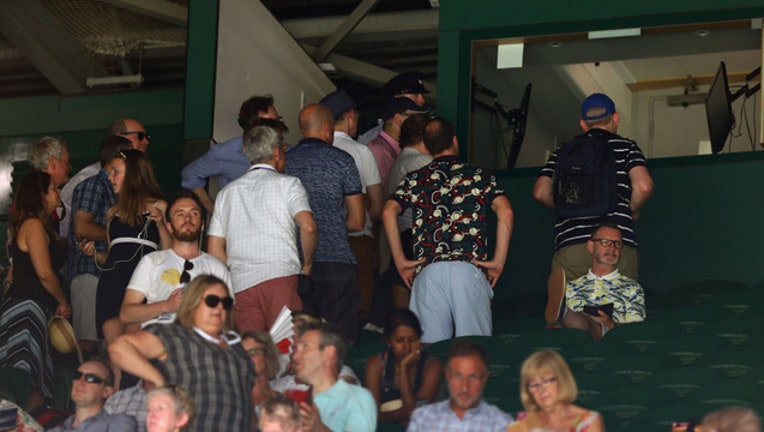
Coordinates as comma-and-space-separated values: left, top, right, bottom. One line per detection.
109, 275, 255, 431
146, 385, 195, 432
364, 308, 442, 425
241, 331, 280, 412
509, 350, 603, 432
1, 171, 70, 411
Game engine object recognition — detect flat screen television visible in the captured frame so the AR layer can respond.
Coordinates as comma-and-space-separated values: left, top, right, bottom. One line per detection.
705, 61, 734, 154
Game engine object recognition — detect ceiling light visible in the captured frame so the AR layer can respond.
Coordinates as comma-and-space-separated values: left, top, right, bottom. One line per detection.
695, 29, 711, 37
548, 41, 562, 48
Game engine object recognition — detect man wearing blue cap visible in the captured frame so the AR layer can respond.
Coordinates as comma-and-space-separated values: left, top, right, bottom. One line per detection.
533, 93, 653, 328
319, 89, 384, 324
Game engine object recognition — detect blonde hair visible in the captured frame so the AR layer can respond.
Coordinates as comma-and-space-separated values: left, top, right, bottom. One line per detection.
519, 350, 578, 412
176, 275, 235, 331
148, 385, 195, 432
240, 331, 280, 380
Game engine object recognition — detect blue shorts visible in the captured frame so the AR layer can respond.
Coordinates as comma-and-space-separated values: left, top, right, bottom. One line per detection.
410, 261, 493, 343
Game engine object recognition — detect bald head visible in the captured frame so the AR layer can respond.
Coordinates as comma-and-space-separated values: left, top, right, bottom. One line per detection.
110, 117, 149, 152
299, 104, 335, 144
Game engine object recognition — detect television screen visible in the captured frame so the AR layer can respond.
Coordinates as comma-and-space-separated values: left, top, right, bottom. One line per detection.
705, 61, 734, 154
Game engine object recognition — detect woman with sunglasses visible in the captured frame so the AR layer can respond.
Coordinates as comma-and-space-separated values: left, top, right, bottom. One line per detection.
109, 274, 255, 432
509, 350, 603, 432
241, 331, 280, 414
1, 171, 68, 410
86, 149, 171, 349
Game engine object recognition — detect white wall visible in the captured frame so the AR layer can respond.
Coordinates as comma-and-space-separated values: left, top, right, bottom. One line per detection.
213, 0, 335, 144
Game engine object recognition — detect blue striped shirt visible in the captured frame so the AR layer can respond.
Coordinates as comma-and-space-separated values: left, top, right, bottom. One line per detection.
539, 130, 647, 251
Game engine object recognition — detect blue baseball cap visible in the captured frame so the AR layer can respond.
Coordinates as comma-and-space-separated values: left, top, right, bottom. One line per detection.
581, 93, 616, 121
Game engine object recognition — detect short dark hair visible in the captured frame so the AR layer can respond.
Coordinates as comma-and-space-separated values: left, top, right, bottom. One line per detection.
399, 114, 429, 148
384, 308, 423, 340
238, 95, 275, 130
448, 339, 490, 369
165, 188, 206, 222
245, 117, 289, 134
423, 117, 455, 155
86, 357, 115, 387
99, 135, 133, 168
308, 323, 347, 375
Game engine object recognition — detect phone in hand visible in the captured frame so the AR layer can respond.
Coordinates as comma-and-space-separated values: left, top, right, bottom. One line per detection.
583, 303, 614, 319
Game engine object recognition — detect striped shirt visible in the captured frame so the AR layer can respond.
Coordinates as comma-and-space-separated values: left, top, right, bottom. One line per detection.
539, 130, 647, 251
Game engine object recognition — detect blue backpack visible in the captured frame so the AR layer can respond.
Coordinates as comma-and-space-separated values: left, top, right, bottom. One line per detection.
553, 129, 618, 218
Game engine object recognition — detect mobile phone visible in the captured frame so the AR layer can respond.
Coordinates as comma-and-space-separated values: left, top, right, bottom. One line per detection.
583, 303, 614, 319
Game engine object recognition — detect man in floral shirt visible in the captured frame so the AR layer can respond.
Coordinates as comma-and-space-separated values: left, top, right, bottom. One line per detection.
382, 117, 514, 343
550, 224, 646, 341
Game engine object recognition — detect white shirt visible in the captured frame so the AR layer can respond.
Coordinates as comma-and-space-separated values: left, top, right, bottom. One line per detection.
126, 249, 232, 327
333, 131, 382, 238
60, 161, 101, 237
386, 147, 433, 231
208, 164, 312, 292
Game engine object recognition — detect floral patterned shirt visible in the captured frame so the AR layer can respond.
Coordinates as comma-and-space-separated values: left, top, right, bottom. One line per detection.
391, 156, 505, 275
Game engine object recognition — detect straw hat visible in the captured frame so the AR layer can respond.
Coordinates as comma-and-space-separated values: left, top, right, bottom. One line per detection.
48, 316, 83, 364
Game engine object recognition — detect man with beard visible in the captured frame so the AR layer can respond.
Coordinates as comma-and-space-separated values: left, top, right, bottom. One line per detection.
119, 189, 232, 328
407, 339, 513, 431
547, 224, 646, 341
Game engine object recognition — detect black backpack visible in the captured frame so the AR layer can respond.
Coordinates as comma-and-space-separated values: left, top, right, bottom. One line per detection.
553, 129, 618, 218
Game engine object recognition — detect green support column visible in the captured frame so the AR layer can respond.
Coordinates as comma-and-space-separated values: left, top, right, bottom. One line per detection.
184, 0, 219, 141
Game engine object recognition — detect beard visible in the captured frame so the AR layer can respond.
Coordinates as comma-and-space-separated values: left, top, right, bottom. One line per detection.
173, 226, 201, 242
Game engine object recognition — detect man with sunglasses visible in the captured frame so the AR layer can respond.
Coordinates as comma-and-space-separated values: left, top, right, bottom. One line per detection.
61, 119, 149, 238
110, 118, 151, 153
49, 359, 137, 431
546, 224, 646, 341
119, 189, 232, 329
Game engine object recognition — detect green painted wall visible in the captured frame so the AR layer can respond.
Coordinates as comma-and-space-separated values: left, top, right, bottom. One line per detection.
494, 152, 764, 301
438, 1, 764, 297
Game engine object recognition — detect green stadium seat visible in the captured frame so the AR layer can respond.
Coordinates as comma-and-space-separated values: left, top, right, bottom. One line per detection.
0, 367, 31, 408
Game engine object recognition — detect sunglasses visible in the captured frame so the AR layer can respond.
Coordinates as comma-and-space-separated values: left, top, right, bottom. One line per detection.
121, 131, 150, 141
204, 294, 234, 310
180, 260, 194, 284
74, 371, 108, 385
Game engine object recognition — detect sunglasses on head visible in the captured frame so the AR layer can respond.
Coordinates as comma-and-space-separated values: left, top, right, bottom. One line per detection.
180, 260, 194, 284
74, 371, 108, 385
204, 294, 234, 310
121, 131, 150, 141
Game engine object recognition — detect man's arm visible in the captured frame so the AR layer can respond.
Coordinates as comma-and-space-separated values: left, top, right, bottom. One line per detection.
472, 196, 514, 288
120, 288, 182, 325
206, 235, 227, 264
294, 211, 318, 275
628, 166, 654, 221
382, 199, 424, 289
344, 194, 365, 233
72, 210, 107, 241
192, 188, 215, 214
532, 176, 555, 208
365, 183, 384, 223
181, 150, 220, 213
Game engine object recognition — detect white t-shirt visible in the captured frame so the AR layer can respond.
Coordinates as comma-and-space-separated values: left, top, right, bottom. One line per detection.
126, 249, 232, 327
208, 164, 312, 292
333, 131, 382, 238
